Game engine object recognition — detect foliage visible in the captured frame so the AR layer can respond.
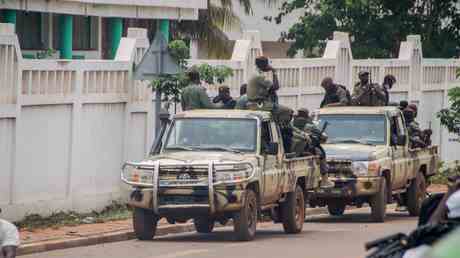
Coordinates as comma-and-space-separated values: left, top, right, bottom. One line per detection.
36, 48, 56, 59
174, 0, 275, 58
431, 161, 460, 185
437, 87, 460, 134
270, 0, 460, 58
150, 40, 234, 102
15, 201, 131, 230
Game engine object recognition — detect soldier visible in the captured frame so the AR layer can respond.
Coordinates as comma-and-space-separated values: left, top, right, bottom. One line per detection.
235, 83, 248, 109
213, 85, 236, 109
0, 209, 20, 258
247, 56, 280, 105
351, 71, 387, 106
180, 66, 215, 111
408, 103, 433, 146
403, 107, 426, 149
319, 77, 351, 108
293, 108, 333, 188
382, 74, 396, 105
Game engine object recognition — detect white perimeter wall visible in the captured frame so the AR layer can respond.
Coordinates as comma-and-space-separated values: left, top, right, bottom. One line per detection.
0, 23, 154, 221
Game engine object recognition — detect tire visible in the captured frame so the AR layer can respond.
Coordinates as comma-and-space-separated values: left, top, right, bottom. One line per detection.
233, 189, 258, 241
133, 208, 158, 240
407, 173, 427, 216
281, 185, 305, 234
369, 177, 387, 222
327, 201, 346, 216
193, 217, 215, 233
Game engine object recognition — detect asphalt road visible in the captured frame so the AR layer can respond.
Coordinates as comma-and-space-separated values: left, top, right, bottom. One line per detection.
23, 206, 417, 258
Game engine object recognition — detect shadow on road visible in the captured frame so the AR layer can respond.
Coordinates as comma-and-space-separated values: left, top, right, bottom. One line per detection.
306, 210, 413, 224
153, 227, 308, 243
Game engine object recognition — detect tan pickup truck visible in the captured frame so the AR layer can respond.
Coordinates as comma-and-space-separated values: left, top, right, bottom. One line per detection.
309, 106, 439, 222
121, 110, 321, 241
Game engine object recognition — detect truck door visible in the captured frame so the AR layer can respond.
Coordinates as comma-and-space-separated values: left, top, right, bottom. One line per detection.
391, 114, 409, 189
261, 120, 279, 203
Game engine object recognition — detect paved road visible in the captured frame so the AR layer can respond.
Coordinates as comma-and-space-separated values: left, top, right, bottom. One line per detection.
23, 207, 417, 258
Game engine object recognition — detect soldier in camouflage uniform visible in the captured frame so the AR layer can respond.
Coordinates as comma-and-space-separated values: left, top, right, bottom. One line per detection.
235, 84, 248, 109
180, 66, 215, 111
403, 107, 426, 149
320, 77, 351, 108
293, 108, 333, 188
351, 71, 387, 106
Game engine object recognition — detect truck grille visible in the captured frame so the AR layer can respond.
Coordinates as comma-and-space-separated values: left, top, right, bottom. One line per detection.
327, 160, 353, 176
159, 165, 209, 186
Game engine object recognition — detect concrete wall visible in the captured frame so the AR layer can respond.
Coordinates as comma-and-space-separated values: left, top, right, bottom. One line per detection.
0, 23, 153, 221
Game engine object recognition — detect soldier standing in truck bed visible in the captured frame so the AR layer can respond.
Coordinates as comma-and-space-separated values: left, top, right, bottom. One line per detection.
352, 71, 387, 106
293, 108, 333, 188
403, 107, 426, 149
180, 66, 215, 111
320, 77, 351, 108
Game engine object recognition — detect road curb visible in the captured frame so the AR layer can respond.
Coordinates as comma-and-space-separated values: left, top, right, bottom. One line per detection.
17, 207, 336, 256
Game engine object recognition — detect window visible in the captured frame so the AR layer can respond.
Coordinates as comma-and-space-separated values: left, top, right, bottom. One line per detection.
261, 121, 272, 153
16, 11, 47, 50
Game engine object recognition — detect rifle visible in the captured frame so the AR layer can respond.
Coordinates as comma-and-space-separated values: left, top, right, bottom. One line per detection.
320, 121, 329, 135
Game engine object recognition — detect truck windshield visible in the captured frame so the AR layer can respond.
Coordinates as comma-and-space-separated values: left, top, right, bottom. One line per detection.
318, 115, 386, 145
163, 118, 257, 153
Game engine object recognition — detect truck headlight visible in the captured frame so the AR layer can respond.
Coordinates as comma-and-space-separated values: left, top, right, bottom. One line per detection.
122, 164, 154, 186
351, 161, 380, 176
214, 163, 254, 183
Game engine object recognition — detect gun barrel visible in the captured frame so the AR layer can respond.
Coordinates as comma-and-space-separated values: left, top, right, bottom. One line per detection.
365, 233, 405, 250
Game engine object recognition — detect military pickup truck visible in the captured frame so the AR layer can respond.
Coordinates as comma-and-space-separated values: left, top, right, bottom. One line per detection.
309, 106, 439, 222
121, 110, 321, 241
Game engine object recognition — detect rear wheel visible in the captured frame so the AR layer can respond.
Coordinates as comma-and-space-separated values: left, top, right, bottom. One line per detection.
193, 217, 215, 233
281, 185, 305, 234
133, 208, 158, 240
327, 201, 346, 216
233, 189, 258, 241
369, 177, 387, 222
407, 173, 427, 216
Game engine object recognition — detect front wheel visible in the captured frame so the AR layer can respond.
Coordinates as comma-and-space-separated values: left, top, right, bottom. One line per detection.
133, 208, 158, 240
281, 185, 305, 234
369, 177, 387, 222
193, 217, 215, 233
407, 173, 427, 216
233, 189, 258, 241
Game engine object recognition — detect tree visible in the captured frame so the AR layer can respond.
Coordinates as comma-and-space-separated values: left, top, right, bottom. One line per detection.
271, 0, 460, 58
437, 87, 460, 134
174, 0, 276, 58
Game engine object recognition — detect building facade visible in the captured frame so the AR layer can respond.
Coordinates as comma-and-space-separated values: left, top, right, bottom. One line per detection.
0, 0, 206, 59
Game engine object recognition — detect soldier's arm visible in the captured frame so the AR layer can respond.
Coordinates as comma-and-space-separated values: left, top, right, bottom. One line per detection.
333, 88, 349, 106
199, 88, 215, 109
373, 85, 387, 102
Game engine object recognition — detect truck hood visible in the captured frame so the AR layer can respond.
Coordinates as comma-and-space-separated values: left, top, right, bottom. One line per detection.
323, 144, 385, 161
147, 151, 251, 164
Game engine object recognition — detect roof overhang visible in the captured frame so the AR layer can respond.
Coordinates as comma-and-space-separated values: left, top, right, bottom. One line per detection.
0, 0, 207, 20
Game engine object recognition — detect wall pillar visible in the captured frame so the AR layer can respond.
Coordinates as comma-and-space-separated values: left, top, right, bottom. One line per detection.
108, 17, 123, 59
1, 9, 17, 24
59, 15, 73, 59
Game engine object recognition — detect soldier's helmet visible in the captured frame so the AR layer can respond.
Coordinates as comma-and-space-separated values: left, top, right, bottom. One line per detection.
297, 108, 310, 118
408, 104, 418, 113
358, 71, 370, 77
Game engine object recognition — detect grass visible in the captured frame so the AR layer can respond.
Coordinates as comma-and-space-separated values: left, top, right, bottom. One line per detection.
15, 201, 132, 231
430, 161, 460, 185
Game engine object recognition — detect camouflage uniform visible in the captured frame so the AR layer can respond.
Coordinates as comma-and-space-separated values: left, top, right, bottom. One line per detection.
403, 108, 426, 149
320, 85, 350, 108
180, 84, 214, 111
235, 94, 248, 109
351, 82, 387, 106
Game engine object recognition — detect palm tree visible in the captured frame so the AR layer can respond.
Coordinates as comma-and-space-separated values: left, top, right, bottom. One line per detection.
175, 0, 276, 58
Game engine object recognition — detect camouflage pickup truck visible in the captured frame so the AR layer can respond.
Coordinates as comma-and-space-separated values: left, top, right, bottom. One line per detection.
122, 110, 321, 241
309, 106, 439, 222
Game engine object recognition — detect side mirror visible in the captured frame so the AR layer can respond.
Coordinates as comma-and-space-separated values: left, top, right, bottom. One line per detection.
264, 142, 279, 155
397, 135, 407, 146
